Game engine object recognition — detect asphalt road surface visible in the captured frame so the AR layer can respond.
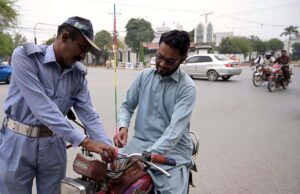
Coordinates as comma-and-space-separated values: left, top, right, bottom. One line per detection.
0, 66, 299, 194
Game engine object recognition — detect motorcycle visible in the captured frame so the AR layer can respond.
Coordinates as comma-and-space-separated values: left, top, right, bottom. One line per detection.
267, 64, 292, 92
252, 65, 272, 87
60, 111, 199, 194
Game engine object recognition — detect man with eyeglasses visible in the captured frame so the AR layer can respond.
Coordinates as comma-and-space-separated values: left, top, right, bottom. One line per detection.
114, 30, 196, 194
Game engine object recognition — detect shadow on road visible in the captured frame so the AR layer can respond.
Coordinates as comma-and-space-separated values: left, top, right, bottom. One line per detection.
191, 77, 240, 83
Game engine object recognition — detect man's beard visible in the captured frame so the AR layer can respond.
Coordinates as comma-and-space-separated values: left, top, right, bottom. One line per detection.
156, 63, 179, 77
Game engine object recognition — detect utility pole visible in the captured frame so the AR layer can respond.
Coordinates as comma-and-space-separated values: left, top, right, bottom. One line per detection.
108, 4, 121, 63
200, 12, 213, 24
197, 12, 213, 44
109, 4, 121, 153
113, 4, 118, 55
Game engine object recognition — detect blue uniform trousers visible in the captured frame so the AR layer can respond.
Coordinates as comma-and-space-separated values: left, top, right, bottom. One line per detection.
0, 127, 67, 194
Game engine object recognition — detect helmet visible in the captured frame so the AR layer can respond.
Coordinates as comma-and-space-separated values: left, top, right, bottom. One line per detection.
265, 52, 271, 56
265, 52, 272, 59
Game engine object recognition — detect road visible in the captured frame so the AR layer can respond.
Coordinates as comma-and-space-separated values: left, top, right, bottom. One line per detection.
0, 66, 300, 194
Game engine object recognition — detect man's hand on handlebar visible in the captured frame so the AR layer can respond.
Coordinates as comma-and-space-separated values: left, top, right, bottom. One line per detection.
114, 127, 128, 148
80, 137, 117, 163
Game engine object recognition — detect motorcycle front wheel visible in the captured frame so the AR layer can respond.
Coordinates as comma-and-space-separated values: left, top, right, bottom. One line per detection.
253, 75, 263, 87
268, 80, 276, 92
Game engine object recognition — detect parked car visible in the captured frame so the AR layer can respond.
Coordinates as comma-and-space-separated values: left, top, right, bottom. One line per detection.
0, 62, 12, 84
180, 54, 242, 81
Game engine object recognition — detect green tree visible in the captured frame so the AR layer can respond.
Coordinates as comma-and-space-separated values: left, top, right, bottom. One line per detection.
117, 39, 125, 50
233, 37, 252, 57
139, 42, 144, 64
0, 0, 18, 31
13, 33, 27, 47
291, 42, 300, 60
45, 35, 56, 45
95, 30, 113, 63
125, 18, 154, 61
189, 29, 195, 42
218, 37, 251, 57
249, 35, 267, 55
95, 30, 112, 52
218, 38, 234, 54
266, 38, 284, 53
0, 32, 13, 59
280, 26, 299, 55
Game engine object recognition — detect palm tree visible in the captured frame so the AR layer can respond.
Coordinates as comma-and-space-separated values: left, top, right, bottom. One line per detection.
280, 26, 299, 55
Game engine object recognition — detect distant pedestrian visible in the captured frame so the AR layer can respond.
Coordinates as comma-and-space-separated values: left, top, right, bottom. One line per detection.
7, 55, 12, 65
106, 59, 111, 68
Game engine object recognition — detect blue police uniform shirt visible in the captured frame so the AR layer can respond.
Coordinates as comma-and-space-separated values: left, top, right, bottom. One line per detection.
3, 43, 111, 146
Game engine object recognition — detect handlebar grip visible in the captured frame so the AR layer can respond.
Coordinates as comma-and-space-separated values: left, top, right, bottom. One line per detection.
151, 154, 176, 166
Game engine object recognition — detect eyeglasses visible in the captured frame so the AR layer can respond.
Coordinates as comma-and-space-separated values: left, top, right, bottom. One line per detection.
155, 52, 181, 66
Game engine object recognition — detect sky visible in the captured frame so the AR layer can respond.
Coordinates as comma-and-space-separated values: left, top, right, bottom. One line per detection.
13, 0, 300, 44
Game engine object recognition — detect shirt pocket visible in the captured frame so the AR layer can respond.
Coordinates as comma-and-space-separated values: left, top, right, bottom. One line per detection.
55, 95, 75, 115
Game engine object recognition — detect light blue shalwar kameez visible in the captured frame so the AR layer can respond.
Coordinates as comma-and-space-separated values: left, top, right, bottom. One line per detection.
0, 43, 111, 194
119, 67, 196, 194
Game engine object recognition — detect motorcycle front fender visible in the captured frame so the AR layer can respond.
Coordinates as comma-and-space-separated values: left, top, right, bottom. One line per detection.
111, 171, 153, 194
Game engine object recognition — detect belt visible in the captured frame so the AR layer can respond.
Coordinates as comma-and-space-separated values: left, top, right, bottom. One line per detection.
5, 118, 54, 138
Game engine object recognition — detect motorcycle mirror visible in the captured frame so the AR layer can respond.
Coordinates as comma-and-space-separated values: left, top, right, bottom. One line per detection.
67, 109, 76, 121
67, 109, 87, 136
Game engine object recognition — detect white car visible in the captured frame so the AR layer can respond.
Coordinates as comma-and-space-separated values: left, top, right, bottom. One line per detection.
180, 54, 242, 81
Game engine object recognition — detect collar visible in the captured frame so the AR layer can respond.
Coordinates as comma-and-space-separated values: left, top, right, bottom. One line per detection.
155, 67, 180, 82
169, 68, 180, 82
43, 44, 87, 75
43, 44, 57, 64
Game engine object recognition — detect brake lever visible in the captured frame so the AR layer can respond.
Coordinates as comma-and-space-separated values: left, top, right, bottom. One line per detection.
143, 160, 171, 178
115, 153, 171, 178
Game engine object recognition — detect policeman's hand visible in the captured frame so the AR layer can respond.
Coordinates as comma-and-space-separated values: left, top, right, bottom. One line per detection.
114, 127, 128, 148
81, 137, 117, 163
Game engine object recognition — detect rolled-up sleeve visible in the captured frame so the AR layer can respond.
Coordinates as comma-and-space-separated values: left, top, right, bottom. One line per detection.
11, 47, 86, 146
147, 85, 196, 155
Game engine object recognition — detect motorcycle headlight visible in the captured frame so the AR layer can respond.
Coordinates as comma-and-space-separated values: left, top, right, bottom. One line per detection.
61, 177, 95, 194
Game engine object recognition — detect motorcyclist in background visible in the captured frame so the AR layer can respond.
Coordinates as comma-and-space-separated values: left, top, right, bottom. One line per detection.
262, 52, 275, 67
274, 49, 291, 81
252, 52, 274, 71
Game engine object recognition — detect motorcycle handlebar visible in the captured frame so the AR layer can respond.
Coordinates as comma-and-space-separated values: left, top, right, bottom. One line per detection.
113, 152, 175, 178
141, 151, 176, 166
150, 154, 176, 166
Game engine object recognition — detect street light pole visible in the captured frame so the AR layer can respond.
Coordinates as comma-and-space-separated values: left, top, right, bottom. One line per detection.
34, 23, 39, 44
33, 23, 58, 44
